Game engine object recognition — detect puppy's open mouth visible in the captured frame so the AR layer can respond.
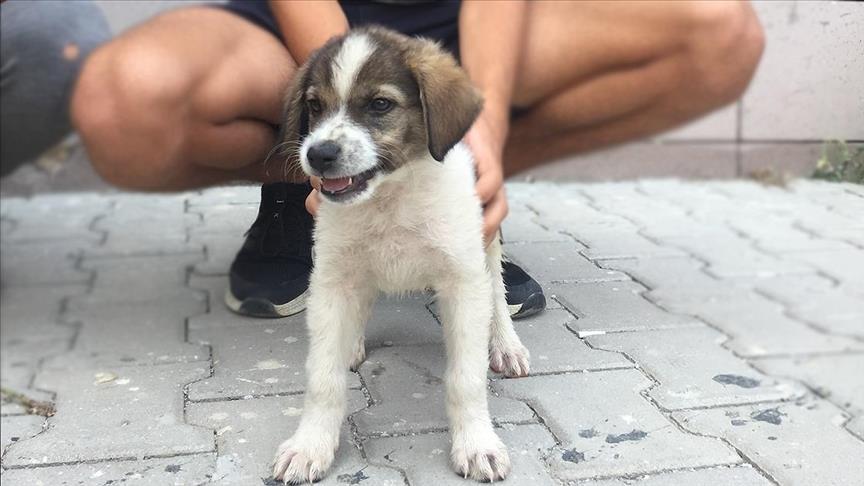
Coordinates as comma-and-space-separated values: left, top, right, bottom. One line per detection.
320, 168, 379, 201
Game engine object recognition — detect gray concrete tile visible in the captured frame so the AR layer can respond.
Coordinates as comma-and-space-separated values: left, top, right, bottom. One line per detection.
755, 275, 864, 339
47, 300, 208, 369
190, 232, 244, 276
365, 424, 557, 486
504, 241, 630, 284
83, 254, 205, 303
510, 309, 632, 374
0, 240, 93, 287
588, 327, 804, 410
1, 415, 45, 451
0, 193, 109, 242
354, 345, 534, 436
551, 281, 701, 336
744, 1, 864, 140
0, 285, 84, 344
1, 454, 216, 486
785, 249, 864, 287
501, 201, 570, 244
495, 370, 740, 481
3, 363, 213, 466
2, 339, 69, 390
187, 186, 262, 206
186, 393, 402, 485
658, 293, 863, 357
579, 465, 772, 486
189, 203, 258, 236
674, 396, 864, 486
752, 354, 864, 439
365, 294, 442, 347
600, 257, 752, 302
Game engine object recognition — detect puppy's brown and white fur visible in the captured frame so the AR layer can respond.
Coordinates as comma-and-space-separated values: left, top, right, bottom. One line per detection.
272, 27, 529, 483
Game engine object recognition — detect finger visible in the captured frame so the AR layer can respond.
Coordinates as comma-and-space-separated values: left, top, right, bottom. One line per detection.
475, 162, 503, 204
482, 188, 509, 246
305, 189, 321, 217
309, 176, 322, 191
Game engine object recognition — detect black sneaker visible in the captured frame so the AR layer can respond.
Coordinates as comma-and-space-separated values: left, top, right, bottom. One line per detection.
503, 258, 546, 319
225, 183, 313, 318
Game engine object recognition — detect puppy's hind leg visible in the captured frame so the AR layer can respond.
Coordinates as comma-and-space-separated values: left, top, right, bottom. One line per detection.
486, 238, 530, 378
438, 277, 511, 481
272, 281, 375, 484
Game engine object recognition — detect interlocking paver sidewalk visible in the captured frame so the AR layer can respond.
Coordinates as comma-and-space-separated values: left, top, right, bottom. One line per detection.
2, 179, 862, 485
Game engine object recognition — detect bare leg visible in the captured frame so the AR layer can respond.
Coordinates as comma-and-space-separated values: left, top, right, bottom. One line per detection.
272, 273, 375, 483
72, 8, 301, 190
504, 1, 765, 175
486, 238, 529, 377
437, 275, 511, 481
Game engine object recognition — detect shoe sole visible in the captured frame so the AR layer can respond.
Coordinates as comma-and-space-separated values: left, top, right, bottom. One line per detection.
224, 288, 310, 318
508, 292, 546, 320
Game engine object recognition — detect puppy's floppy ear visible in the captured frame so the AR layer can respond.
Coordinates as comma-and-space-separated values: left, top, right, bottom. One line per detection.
277, 63, 311, 166
407, 41, 484, 162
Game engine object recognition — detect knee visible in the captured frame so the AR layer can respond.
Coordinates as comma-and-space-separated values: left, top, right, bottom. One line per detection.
71, 41, 193, 189
686, 2, 765, 106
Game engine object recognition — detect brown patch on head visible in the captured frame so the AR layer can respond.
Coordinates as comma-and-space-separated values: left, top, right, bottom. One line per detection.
403, 35, 483, 161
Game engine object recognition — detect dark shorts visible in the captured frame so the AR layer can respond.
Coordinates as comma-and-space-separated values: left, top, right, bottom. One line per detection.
221, 0, 461, 57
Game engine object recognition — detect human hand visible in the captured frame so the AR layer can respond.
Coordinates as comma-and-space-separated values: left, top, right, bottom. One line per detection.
306, 176, 321, 216
464, 110, 509, 246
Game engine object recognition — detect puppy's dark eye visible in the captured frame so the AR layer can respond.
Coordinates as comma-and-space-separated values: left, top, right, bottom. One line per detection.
306, 99, 322, 114
369, 98, 394, 114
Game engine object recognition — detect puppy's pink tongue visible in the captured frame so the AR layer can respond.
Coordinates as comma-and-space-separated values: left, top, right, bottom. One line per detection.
322, 177, 352, 193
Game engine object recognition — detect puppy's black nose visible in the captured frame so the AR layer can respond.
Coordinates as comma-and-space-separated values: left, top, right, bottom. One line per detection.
307, 141, 341, 174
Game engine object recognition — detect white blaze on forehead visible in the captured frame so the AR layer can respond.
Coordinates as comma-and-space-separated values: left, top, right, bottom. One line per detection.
332, 34, 376, 101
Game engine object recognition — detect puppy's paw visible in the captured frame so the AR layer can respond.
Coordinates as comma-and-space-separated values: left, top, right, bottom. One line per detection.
349, 336, 366, 372
489, 340, 530, 378
272, 433, 336, 484
450, 428, 511, 481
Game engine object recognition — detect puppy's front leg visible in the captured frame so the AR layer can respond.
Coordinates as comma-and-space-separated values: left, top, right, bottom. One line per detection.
272, 281, 374, 484
438, 279, 511, 481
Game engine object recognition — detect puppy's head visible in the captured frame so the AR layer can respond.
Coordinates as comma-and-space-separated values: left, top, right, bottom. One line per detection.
279, 27, 482, 204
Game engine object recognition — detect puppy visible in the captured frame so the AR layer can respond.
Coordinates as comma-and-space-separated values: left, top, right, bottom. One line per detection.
272, 27, 530, 483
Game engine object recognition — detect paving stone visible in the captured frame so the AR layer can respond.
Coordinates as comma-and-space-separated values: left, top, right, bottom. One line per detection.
365, 294, 442, 347
190, 232, 244, 276
727, 217, 855, 254
504, 241, 630, 283
755, 275, 864, 339
0, 285, 83, 345
0, 239, 92, 286
600, 257, 753, 302
752, 354, 864, 439
674, 396, 864, 486
551, 281, 701, 336
785, 249, 864, 287
658, 293, 863, 357
186, 392, 400, 485
2, 339, 69, 391
511, 309, 631, 374
83, 253, 204, 303
3, 363, 213, 466
495, 370, 740, 481
501, 201, 570, 244
188, 185, 262, 206
88, 194, 202, 256
1, 415, 45, 451
644, 228, 815, 279
189, 203, 258, 236
365, 423, 557, 486
0, 193, 109, 242
47, 300, 208, 369
186, 277, 359, 400
578, 464, 772, 486
1, 454, 217, 486
354, 345, 535, 436
588, 327, 804, 410
576, 230, 687, 261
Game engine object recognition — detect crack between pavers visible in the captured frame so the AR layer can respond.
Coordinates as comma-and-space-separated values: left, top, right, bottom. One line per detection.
1, 450, 216, 471
667, 412, 782, 486
560, 462, 771, 486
